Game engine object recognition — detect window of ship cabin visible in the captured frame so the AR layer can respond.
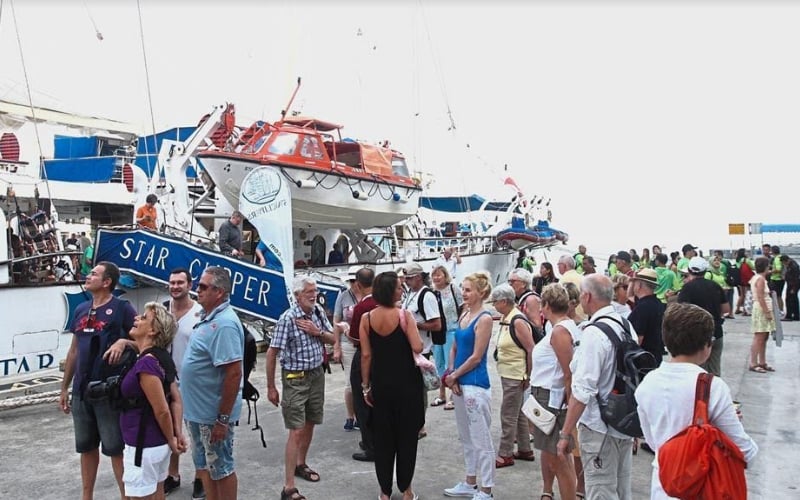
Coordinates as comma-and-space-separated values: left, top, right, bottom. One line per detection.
251, 132, 273, 153
391, 156, 410, 177
267, 132, 299, 155
300, 135, 324, 159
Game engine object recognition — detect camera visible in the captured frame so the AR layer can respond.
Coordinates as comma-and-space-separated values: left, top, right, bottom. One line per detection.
84, 375, 122, 404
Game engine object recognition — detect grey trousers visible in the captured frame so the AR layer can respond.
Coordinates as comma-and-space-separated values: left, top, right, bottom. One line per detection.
578, 424, 632, 500
498, 377, 531, 456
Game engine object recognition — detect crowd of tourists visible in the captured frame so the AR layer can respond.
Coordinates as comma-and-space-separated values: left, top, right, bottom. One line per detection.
57, 239, 792, 499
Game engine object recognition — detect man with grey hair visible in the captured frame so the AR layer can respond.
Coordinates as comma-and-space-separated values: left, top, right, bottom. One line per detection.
267, 276, 338, 500
181, 266, 244, 500
507, 268, 543, 336
218, 211, 244, 257
557, 274, 638, 499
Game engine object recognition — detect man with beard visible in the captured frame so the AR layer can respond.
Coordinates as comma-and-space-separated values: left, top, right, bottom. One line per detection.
164, 268, 206, 498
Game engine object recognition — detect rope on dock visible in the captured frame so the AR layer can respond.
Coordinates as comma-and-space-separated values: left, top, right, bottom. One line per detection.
0, 390, 61, 410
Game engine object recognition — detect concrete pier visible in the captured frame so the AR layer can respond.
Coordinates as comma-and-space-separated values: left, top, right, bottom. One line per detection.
0, 316, 797, 499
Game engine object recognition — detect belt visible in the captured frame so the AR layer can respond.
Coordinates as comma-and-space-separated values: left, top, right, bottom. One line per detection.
283, 365, 323, 375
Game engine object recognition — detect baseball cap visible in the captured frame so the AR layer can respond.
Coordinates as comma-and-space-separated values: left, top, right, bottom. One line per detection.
403, 262, 424, 277
631, 268, 659, 287
682, 243, 698, 254
615, 251, 632, 264
686, 256, 709, 275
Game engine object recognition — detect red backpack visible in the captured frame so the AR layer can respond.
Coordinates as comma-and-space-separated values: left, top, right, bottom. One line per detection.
658, 373, 747, 500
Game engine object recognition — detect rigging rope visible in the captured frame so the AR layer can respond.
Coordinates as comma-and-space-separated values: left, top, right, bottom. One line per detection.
8, 0, 53, 206
136, 0, 157, 178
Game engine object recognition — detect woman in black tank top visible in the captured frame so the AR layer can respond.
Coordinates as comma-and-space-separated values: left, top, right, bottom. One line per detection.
359, 272, 424, 500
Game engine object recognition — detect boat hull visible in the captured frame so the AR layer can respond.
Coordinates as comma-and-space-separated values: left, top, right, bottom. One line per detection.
199, 156, 421, 228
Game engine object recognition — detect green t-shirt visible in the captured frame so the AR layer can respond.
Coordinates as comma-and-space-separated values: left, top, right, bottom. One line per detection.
674, 257, 691, 291
655, 266, 677, 303
81, 245, 94, 276
575, 253, 585, 275
771, 255, 783, 281
705, 268, 728, 290
608, 262, 618, 277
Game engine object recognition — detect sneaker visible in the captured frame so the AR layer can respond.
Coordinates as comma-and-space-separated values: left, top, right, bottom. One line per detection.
353, 420, 360, 430
192, 478, 206, 500
444, 482, 478, 497
164, 475, 180, 495
344, 418, 355, 431
472, 491, 493, 500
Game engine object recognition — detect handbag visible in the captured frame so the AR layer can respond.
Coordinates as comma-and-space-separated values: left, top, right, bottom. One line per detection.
398, 308, 441, 391
522, 393, 557, 435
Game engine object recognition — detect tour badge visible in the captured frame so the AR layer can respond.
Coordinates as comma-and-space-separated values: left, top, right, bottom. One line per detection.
106, 308, 114, 316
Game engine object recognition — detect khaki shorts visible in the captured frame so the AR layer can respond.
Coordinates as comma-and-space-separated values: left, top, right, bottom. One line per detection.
281, 366, 325, 429
530, 387, 568, 454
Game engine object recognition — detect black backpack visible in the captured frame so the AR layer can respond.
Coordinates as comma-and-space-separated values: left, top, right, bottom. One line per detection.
417, 287, 447, 345
242, 325, 266, 448
590, 315, 658, 438
725, 261, 741, 287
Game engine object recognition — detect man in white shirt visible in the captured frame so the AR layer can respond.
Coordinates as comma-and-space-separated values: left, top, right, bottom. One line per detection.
164, 268, 205, 498
557, 274, 637, 500
401, 263, 442, 356
434, 247, 461, 282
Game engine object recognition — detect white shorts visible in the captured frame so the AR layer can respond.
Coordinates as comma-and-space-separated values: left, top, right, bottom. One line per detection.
122, 443, 170, 497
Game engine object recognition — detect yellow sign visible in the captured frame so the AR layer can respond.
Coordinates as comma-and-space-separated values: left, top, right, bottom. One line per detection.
728, 223, 745, 235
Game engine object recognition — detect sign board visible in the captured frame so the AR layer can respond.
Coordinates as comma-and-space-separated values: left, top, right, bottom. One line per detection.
749, 223, 762, 235
728, 223, 745, 235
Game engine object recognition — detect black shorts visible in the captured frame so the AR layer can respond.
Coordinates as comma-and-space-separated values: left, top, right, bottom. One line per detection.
769, 279, 785, 295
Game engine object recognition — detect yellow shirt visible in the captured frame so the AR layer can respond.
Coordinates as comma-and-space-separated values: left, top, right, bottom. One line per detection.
496, 307, 529, 381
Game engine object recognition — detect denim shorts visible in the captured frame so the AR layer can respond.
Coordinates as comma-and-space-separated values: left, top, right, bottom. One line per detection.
71, 390, 124, 456
187, 420, 235, 481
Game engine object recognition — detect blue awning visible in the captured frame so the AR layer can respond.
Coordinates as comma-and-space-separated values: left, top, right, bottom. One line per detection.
762, 224, 800, 233
419, 195, 514, 213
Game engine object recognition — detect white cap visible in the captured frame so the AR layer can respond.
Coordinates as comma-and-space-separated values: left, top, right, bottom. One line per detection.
686, 256, 709, 274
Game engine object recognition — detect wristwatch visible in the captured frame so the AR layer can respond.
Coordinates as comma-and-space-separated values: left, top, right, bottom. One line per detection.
216, 413, 231, 425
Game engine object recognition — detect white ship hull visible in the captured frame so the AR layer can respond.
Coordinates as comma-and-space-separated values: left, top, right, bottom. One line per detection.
199, 157, 421, 229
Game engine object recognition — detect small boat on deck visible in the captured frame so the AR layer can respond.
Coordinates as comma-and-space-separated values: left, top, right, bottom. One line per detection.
197, 80, 422, 229
496, 217, 569, 251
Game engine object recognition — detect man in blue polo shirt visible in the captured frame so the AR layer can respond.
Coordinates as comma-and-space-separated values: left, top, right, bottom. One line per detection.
181, 266, 244, 500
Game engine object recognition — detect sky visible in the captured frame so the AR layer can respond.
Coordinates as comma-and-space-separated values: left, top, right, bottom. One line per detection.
2, 0, 799, 261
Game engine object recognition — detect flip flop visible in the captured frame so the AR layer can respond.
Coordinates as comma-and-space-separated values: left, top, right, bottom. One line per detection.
760, 364, 776, 372
294, 464, 320, 482
443, 401, 455, 410
749, 366, 767, 373
430, 397, 446, 407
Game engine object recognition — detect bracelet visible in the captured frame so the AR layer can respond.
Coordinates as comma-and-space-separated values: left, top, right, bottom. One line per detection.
558, 431, 573, 442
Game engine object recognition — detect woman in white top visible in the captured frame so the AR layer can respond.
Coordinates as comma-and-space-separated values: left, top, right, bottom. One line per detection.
530, 283, 580, 500
430, 265, 464, 409
636, 303, 758, 500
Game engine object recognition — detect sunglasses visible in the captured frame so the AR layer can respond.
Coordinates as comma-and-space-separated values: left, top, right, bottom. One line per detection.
196, 283, 216, 291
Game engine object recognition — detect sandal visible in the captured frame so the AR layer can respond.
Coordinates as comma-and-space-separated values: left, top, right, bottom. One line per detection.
417, 430, 428, 440
443, 401, 455, 410
281, 487, 306, 500
430, 397, 446, 407
495, 455, 515, 468
760, 364, 776, 372
513, 450, 535, 461
294, 464, 320, 482
577, 493, 586, 499
541, 493, 554, 500
749, 365, 767, 373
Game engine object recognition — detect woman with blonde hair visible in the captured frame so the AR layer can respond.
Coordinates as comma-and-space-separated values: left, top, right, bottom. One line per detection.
430, 265, 463, 410
443, 272, 495, 500
120, 302, 186, 499
749, 257, 776, 373
611, 274, 631, 318
531, 284, 580, 500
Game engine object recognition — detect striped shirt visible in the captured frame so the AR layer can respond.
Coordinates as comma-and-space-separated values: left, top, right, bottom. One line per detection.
271, 303, 332, 371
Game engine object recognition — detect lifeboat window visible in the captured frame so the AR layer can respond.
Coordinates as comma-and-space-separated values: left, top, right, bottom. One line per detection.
391, 156, 410, 177
267, 132, 299, 155
300, 135, 324, 159
250, 132, 272, 153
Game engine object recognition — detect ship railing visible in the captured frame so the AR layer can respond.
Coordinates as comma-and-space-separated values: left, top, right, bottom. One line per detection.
396, 234, 497, 260
0, 250, 82, 285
